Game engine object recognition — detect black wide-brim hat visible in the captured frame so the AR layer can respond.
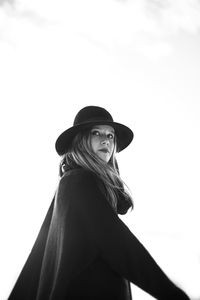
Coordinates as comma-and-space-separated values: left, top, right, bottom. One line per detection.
55, 106, 134, 156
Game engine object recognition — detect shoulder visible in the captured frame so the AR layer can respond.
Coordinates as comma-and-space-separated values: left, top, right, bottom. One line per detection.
56, 168, 104, 209
57, 168, 117, 215
62, 168, 96, 181
59, 168, 98, 190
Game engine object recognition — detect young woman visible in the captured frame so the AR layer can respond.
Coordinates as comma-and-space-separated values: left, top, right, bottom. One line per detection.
8, 106, 190, 300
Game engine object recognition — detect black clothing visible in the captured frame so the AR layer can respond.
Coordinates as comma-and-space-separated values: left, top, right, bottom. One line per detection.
8, 168, 190, 300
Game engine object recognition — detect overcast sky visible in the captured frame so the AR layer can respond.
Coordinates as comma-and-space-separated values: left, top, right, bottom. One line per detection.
1, 1, 200, 299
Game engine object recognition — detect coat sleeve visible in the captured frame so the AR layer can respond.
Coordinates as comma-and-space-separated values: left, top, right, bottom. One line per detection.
63, 169, 190, 300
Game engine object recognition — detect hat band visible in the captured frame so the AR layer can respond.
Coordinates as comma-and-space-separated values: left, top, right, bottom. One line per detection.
74, 116, 113, 126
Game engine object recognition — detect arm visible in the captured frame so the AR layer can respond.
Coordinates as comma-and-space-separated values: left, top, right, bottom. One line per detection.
67, 169, 190, 300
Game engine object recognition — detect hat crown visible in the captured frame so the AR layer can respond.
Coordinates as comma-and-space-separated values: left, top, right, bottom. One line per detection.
74, 106, 113, 126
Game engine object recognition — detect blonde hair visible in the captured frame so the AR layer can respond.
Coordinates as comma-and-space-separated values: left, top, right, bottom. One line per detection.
59, 128, 133, 213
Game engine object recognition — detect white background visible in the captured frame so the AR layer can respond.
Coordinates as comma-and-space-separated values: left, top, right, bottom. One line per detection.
1, 1, 200, 299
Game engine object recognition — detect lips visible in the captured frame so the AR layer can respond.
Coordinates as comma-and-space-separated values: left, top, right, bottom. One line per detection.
98, 148, 110, 153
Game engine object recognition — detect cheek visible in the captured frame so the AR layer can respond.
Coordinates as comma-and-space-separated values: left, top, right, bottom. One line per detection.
110, 140, 115, 151
90, 137, 99, 152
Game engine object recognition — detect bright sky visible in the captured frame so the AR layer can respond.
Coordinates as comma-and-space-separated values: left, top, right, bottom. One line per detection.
1, 0, 200, 299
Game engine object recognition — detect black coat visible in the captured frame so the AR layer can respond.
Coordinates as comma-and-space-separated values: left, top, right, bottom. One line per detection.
8, 168, 190, 300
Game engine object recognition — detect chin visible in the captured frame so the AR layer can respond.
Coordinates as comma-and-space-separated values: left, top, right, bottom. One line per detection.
97, 154, 110, 163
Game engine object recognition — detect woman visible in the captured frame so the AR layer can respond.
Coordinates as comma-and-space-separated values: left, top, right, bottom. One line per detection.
8, 106, 190, 300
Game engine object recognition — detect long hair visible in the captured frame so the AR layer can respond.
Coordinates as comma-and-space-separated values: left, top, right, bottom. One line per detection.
58, 128, 133, 213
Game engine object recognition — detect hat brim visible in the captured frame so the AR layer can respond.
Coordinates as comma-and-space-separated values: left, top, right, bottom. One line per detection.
55, 121, 134, 156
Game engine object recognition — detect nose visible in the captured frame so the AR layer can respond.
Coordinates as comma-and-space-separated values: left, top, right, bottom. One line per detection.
101, 137, 109, 145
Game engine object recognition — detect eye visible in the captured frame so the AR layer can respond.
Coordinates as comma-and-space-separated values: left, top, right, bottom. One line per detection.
91, 130, 100, 136
107, 133, 114, 139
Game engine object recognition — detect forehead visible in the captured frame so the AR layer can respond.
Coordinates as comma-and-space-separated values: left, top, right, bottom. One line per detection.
92, 125, 115, 132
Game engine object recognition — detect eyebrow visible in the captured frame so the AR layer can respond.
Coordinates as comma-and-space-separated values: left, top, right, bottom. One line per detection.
92, 127, 115, 133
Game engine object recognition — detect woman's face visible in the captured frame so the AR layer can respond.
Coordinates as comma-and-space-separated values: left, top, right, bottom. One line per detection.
90, 125, 115, 163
